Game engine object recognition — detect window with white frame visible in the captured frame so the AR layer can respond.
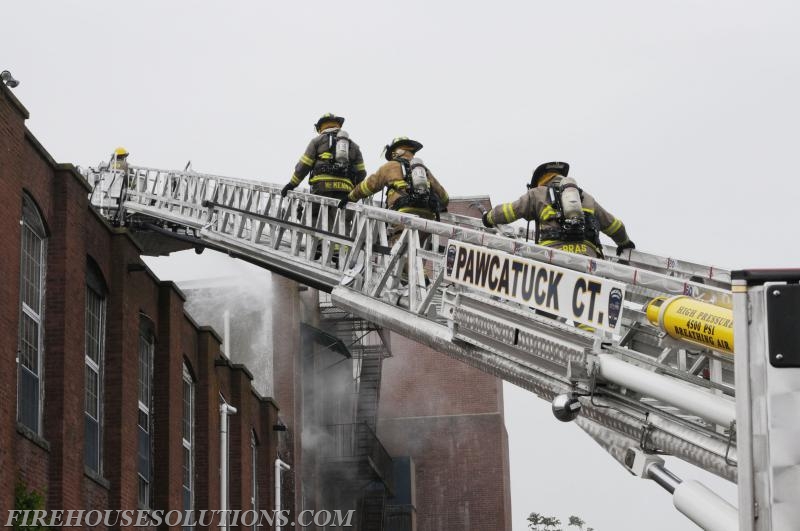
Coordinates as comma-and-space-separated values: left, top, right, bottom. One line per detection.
18, 195, 47, 434
251, 431, 258, 531
84, 267, 106, 474
182, 364, 195, 530
137, 319, 154, 509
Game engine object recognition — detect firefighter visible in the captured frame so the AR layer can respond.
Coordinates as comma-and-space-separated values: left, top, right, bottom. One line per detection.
341, 137, 449, 296
112, 147, 130, 225
338, 136, 449, 244
112, 146, 129, 172
280, 114, 366, 261
481, 161, 635, 258
280, 113, 367, 201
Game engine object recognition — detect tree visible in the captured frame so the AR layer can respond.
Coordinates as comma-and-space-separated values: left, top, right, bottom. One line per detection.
568, 515, 586, 529
13, 481, 49, 531
543, 516, 562, 530
528, 513, 544, 528
527, 512, 594, 531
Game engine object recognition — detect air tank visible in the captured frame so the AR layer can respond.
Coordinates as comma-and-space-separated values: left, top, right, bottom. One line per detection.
559, 176, 583, 220
645, 296, 734, 354
335, 130, 350, 164
409, 158, 430, 194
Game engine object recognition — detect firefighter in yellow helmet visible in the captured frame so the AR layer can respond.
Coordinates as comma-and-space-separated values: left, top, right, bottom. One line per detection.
281, 113, 367, 202
112, 147, 130, 225
482, 162, 634, 258
341, 136, 448, 215
112, 146, 129, 170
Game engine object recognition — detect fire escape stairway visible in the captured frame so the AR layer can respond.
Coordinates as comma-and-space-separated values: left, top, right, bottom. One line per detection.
319, 293, 394, 515
319, 293, 389, 431
359, 483, 388, 531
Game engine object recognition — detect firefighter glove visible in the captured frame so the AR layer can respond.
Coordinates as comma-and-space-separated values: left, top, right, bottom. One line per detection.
280, 183, 294, 198
337, 197, 349, 210
481, 212, 493, 228
616, 240, 635, 256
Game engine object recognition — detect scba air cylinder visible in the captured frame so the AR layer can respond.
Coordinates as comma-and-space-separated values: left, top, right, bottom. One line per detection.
645, 296, 734, 354
559, 177, 583, 220
410, 158, 430, 194
335, 130, 350, 164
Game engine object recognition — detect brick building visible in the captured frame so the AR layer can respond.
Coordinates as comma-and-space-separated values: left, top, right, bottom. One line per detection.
0, 82, 289, 529
0, 80, 511, 530
377, 198, 513, 531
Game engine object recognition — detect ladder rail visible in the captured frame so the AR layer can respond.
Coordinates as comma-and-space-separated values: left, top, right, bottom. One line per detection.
91, 164, 739, 481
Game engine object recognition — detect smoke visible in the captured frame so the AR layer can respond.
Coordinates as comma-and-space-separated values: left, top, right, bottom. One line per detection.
299, 322, 365, 498
146, 250, 275, 397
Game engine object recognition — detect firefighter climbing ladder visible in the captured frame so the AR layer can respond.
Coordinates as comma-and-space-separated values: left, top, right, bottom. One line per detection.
87, 164, 798, 531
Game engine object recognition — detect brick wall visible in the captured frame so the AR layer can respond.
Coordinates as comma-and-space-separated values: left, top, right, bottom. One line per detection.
0, 80, 511, 530
0, 83, 286, 530
377, 197, 513, 531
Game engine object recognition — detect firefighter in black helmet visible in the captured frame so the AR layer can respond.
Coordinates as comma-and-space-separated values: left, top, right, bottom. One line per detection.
280, 113, 367, 202
341, 136, 449, 246
343, 136, 448, 218
281, 114, 366, 261
482, 162, 635, 258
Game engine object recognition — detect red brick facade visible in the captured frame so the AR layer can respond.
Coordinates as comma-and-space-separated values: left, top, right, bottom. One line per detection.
0, 82, 511, 530
377, 198, 513, 531
0, 84, 287, 529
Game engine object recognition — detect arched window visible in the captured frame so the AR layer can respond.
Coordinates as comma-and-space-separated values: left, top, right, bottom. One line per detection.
18, 194, 47, 434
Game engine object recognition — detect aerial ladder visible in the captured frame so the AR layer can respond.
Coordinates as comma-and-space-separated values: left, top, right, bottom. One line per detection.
85, 162, 799, 531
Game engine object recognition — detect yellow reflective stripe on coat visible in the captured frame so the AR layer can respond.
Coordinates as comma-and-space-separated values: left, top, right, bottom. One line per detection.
358, 180, 374, 196
502, 203, 517, 223
540, 240, 601, 254
319, 152, 333, 160
309, 175, 353, 186
606, 218, 623, 235
397, 206, 435, 218
355, 162, 366, 171
300, 155, 314, 166
487, 210, 495, 225
540, 204, 557, 221
582, 207, 595, 215
290, 174, 302, 186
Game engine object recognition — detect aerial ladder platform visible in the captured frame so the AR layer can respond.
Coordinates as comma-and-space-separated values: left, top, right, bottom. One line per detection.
86, 162, 799, 531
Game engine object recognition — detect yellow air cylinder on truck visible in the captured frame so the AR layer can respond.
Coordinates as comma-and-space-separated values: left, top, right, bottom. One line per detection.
645, 296, 734, 354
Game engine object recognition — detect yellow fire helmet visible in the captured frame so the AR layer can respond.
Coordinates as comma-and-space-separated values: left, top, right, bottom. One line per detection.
114, 147, 129, 158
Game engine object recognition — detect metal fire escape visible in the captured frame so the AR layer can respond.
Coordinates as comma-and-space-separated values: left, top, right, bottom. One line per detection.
319, 292, 393, 530
82, 161, 800, 530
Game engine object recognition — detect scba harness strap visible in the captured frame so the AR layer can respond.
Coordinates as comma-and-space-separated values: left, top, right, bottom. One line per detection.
391, 158, 443, 220
537, 181, 601, 246
311, 132, 353, 180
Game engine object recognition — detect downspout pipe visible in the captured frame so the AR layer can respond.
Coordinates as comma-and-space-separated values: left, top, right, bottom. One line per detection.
275, 458, 291, 531
220, 403, 237, 530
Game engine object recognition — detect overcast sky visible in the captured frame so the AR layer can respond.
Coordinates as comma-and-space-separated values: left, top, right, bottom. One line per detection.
5, 1, 799, 529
